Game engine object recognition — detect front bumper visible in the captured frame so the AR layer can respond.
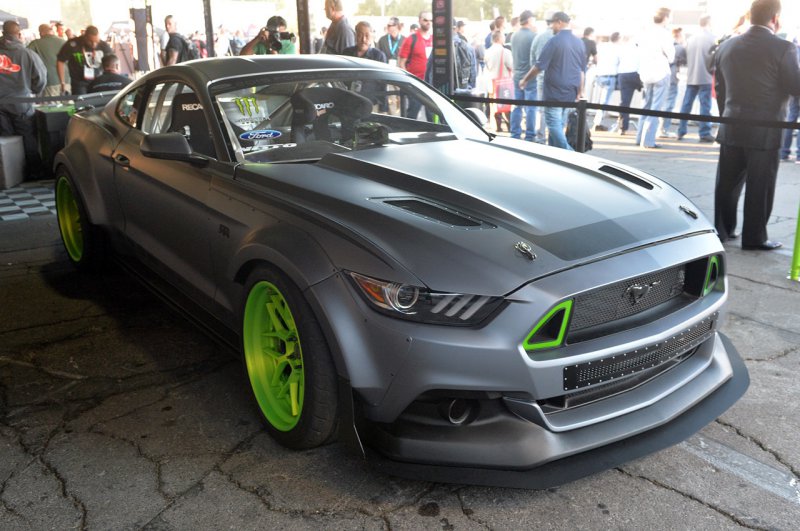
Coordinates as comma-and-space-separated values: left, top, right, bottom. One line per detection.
360, 334, 748, 488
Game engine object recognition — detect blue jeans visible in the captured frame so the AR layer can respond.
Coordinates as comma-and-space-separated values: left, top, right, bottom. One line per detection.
544, 106, 573, 150
510, 80, 537, 140
677, 84, 713, 138
636, 76, 669, 147
592, 75, 616, 127
780, 95, 800, 159
659, 80, 680, 133
535, 73, 546, 140
617, 72, 640, 132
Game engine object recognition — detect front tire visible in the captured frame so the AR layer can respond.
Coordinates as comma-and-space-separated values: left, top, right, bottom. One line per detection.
241, 265, 338, 449
55, 169, 104, 271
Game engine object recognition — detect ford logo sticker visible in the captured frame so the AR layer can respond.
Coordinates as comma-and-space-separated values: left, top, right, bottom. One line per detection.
239, 130, 282, 141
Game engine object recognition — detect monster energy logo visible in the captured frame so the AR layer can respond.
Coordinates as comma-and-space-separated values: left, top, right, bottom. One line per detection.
72, 52, 84, 65
235, 97, 261, 117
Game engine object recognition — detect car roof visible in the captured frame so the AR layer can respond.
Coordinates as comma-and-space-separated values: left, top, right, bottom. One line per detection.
159, 55, 399, 86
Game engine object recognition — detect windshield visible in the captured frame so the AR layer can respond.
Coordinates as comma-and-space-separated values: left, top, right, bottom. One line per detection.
212, 70, 487, 163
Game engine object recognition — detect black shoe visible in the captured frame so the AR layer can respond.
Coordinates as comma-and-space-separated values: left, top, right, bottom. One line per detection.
594, 124, 608, 131
676, 134, 685, 140
699, 135, 715, 143
742, 240, 782, 251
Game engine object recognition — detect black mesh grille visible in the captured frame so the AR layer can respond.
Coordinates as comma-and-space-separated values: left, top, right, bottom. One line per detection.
569, 266, 687, 332
563, 315, 716, 391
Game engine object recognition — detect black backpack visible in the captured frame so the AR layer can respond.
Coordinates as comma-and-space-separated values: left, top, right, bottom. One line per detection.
566, 110, 593, 152
181, 37, 201, 62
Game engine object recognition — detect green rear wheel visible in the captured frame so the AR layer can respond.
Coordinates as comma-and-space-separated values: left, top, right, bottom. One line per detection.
56, 175, 84, 263
242, 266, 338, 448
55, 170, 103, 271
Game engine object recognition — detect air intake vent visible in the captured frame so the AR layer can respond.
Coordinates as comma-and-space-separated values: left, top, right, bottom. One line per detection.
598, 165, 655, 190
383, 198, 487, 228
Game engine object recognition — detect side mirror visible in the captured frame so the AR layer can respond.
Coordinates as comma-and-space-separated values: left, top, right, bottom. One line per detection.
140, 133, 208, 166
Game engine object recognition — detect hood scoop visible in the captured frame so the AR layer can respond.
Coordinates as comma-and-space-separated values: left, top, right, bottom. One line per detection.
380, 198, 494, 230
598, 165, 655, 190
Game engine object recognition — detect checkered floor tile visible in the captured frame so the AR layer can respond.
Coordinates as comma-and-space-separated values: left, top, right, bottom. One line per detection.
0, 181, 56, 222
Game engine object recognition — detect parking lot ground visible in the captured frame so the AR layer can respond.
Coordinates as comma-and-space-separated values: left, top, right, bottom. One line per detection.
1, 131, 799, 530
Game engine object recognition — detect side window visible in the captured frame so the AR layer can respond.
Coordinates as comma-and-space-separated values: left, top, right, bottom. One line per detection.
140, 82, 216, 158
116, 87, 143, 127
141, 82, 183, 134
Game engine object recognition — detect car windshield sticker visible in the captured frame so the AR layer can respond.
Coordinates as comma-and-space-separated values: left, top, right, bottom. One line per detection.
223, 96, 270, 132
239, 130, 282, 141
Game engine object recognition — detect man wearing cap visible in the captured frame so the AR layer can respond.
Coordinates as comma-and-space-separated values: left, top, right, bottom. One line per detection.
509, 10, 537, 141
519, 12, 585, 150
530, 14, 556, 142
377, 17, 404, 66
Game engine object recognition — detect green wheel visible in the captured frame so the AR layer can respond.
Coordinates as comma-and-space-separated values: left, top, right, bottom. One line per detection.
242, 266, 337, 448
55, 170, 103, 271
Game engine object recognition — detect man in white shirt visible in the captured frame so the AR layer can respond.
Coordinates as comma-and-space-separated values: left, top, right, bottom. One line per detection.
591, 32, 621, 131
635, 7, 675, 148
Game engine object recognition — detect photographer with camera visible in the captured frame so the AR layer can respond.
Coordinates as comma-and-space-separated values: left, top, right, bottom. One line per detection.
239, 16, 297, 55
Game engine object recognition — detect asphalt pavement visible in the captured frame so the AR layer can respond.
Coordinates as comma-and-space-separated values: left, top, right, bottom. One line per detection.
1, 129, 799, 530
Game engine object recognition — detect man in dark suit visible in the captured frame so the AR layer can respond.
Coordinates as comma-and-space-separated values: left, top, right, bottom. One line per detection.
713, 0, 800, 250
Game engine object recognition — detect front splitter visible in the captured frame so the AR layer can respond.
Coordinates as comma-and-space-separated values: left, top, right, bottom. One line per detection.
361, 334, 749, 489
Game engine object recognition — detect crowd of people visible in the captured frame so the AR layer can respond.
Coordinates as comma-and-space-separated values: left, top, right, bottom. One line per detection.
1, 0, 799, 252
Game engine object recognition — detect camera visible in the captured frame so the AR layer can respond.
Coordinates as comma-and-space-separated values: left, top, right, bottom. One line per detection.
263, 26, 295, 52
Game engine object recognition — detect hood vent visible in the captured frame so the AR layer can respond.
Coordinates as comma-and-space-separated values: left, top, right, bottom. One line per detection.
382, 198, 490, 229
598, 165, 655, 190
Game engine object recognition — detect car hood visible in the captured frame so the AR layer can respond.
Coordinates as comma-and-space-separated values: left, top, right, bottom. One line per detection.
237, 138, 711, 295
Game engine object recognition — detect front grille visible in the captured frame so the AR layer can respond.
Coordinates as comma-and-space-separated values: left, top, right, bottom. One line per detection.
562, 314, 716, 391
569, 266, 688, 333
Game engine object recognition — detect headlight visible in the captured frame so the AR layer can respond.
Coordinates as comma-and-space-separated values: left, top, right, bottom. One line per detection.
347, 271, 503, 326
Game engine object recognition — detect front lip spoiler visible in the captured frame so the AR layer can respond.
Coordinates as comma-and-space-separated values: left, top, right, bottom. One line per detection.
356, 334, 748, 489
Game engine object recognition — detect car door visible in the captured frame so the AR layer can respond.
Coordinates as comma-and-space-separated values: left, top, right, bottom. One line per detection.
112, 80, 229, 310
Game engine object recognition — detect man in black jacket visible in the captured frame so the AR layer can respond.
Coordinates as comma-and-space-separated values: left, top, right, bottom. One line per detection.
0, 21, 47, 178
713, 0, 800, 250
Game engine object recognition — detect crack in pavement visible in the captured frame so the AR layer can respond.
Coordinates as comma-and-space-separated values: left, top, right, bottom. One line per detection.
727, 311, 800, 339
744, 345, 800, 363
0, 356, 87, 380
138, 430, 264, 527
715, 419, 800, 479
453, 488, 492, 530
3, 357, 233, 420
727, 273, 800, 294
615, 468, 768, 530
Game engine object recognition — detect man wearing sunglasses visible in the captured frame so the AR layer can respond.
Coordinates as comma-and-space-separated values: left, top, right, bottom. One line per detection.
377, 17, 404, 67
398, 11, 432, 80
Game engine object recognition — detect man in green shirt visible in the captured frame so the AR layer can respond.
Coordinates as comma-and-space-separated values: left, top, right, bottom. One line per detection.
239, 16, 296, 55
27, 23, 67, 96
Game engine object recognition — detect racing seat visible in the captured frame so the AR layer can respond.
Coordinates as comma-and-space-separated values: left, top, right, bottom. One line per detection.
290, 87, 373, 144
169, 92, 215, 157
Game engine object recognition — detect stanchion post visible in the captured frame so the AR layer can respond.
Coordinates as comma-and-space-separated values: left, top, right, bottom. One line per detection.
790, 201, 800, 282
575, 99, 587, 153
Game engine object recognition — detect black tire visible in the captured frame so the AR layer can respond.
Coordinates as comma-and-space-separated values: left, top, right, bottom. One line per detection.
54, 168, 105, 272
240, 264, 338, 449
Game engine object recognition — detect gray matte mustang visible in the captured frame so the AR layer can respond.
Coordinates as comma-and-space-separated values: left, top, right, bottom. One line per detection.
54, 55, 748, 488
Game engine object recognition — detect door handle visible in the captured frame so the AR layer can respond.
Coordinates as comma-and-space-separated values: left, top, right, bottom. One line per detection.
114, 154, 130, 166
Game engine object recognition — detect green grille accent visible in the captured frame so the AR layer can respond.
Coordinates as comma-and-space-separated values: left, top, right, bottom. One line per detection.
523, 300, 573, 352
703, 255, 720, 296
